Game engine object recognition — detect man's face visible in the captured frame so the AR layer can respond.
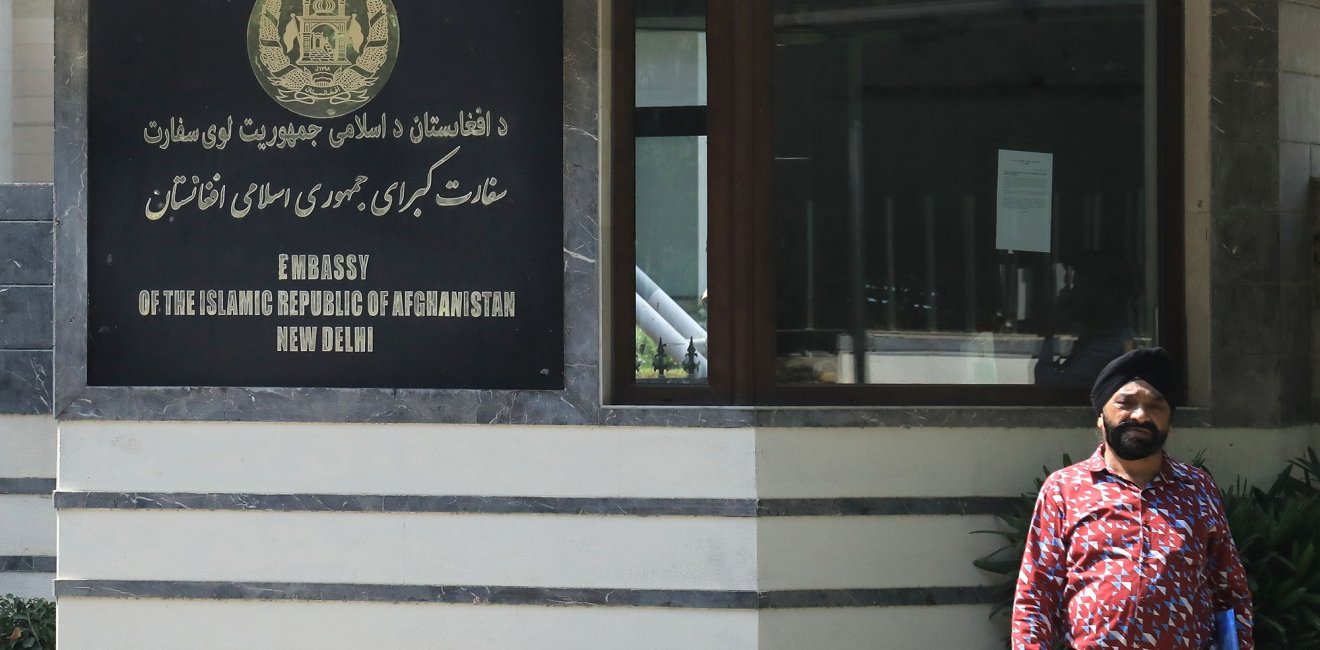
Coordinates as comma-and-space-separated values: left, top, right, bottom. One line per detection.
1097, 380, 1171, 461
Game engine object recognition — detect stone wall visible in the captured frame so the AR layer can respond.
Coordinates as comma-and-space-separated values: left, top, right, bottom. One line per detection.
0, 184, 51, 413
1209, 0, 1313, 425
1278, 0, 1320, 419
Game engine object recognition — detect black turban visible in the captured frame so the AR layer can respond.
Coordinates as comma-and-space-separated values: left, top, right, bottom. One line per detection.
1090, 347, 1176, 416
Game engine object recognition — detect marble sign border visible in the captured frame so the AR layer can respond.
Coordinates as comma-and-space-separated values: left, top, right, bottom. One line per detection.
53, 0, 632, 426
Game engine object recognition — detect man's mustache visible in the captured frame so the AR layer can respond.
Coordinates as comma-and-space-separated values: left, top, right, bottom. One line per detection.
1113, 420, 1160, 437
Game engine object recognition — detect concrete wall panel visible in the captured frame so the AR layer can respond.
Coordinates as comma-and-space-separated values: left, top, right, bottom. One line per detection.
757, 426, 1314, 500
58, 422, 756, 498
58, 510, 757, 591
57, 599, 759, 650
0, 415, 54, 477
757, 515, 1003, 590
0, 494, 53, 554
0, 572, 53, 599
760, 605, 1003, 650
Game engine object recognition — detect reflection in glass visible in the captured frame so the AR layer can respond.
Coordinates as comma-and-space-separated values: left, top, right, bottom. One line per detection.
772, 0, 1156, 387
634, 1, 708, 383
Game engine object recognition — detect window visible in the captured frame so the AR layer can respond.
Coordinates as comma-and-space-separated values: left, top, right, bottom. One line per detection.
611, 0, 1183, 406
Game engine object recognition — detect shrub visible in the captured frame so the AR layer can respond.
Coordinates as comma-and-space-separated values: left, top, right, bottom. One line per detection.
1224, 449, 1320, 648
0, 595, 54, 650
970, 455, 1071, 650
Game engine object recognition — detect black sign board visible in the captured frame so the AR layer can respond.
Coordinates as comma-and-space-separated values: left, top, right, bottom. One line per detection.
87, 0, 564, 389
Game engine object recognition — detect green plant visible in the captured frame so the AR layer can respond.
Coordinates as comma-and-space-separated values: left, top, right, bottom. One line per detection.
972, 449, 1320, 650
0, 594, 54, 650
971, 455, 1073, 617
1222, 449, 1320, 649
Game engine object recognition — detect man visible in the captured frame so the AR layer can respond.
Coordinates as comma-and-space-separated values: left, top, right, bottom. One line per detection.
1012, 347, 1253, 649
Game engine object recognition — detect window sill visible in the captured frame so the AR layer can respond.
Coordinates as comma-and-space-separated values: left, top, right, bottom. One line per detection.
601, 404, 1213, 429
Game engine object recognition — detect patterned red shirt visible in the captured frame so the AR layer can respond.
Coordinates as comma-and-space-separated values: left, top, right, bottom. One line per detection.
1011, 446, 1253, 649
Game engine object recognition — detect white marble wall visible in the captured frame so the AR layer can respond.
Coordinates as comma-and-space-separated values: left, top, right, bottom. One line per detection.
58, 599, 759, 650
52, 421, 1316, 649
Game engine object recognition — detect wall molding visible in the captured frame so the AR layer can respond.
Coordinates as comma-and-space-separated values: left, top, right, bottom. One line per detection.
757, 497, 1018, 517
55, 580, 1001, 610
53, 492, 1018, 518
0, 556, 56, 573
0, 478, 56, 495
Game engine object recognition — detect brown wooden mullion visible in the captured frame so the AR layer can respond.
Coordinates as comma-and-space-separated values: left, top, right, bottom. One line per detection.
748, 0, 779, 406
723, 0, 775, 405
702, 0, 737, 403
608, 0, 638, 403
1156, 0, 1187, 408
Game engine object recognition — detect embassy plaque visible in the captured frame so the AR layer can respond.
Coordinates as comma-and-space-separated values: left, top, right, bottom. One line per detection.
87, 1, 564, 389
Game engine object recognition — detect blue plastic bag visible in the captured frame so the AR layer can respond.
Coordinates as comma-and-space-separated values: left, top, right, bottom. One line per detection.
1213, 609, 1239, 650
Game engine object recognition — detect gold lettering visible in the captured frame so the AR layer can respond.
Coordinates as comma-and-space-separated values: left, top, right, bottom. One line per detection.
277, 326, 318, 352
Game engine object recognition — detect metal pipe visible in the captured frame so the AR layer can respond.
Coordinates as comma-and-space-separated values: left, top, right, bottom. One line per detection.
635, 266, 707, 355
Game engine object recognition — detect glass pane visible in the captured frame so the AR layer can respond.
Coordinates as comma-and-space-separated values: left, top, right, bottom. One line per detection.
772, 0, 1156, 387
0, 0, 55, 182
634, 0, 708, 383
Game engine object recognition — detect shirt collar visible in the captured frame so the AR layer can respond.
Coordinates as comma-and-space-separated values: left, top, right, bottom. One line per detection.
1084, 444, 1187, 485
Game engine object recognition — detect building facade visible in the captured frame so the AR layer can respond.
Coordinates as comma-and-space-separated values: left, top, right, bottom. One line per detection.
1, 1, 1318, 648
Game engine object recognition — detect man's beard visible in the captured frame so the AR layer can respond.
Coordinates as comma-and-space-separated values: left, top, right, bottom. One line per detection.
1103, 417, 1168, 461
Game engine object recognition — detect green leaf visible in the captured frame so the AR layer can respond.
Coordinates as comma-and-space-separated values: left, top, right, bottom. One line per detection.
1279, 587, 1308, 610
970, 529, 1021, 543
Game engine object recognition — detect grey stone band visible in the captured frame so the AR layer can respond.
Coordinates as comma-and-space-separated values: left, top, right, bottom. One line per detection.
0, 556, 56, 573
55, 580, 1001, 609
757, 496, 1019, 517
759, 586, 1003, 608
54, 492, 1018, 517
0, 478, 56, 495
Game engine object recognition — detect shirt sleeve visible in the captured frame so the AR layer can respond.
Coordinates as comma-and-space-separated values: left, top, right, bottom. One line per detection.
1011, 475, 1069, 650
1204, 476, 1254, 650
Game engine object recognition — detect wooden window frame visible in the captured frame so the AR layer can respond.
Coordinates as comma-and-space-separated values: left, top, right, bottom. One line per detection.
610, 1, 1184, 407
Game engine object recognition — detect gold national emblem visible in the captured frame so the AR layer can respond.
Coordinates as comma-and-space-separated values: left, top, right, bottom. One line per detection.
248, 0, 400, 119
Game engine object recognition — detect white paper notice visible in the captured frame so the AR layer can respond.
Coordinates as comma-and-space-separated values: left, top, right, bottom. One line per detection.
995, 149, 1054, 253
